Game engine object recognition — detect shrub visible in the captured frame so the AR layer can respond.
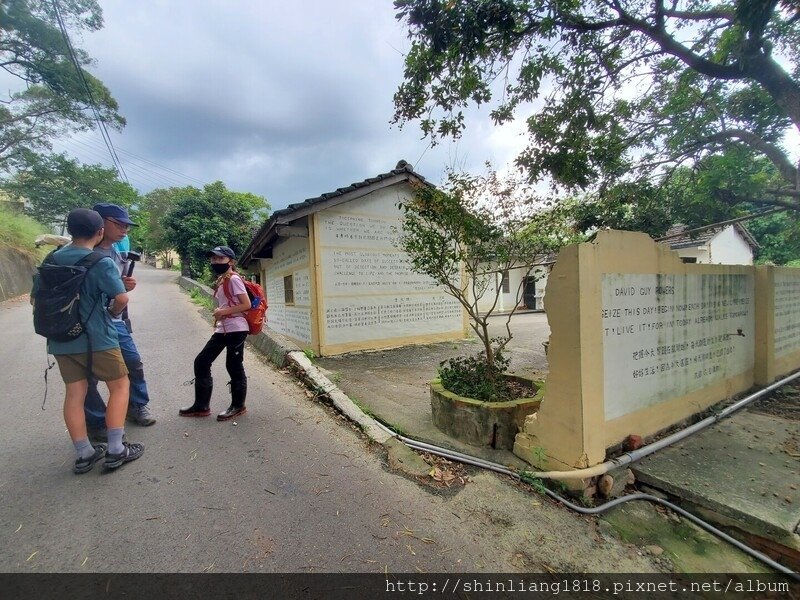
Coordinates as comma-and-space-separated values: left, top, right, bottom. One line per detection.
438, 348, 511, 401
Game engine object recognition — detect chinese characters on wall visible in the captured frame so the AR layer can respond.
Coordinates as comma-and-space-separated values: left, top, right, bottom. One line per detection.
774, 272, 800, 358
602, 274, 754, 420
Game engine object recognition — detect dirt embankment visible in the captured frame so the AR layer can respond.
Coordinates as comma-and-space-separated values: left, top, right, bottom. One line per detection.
0, 245, 37, 302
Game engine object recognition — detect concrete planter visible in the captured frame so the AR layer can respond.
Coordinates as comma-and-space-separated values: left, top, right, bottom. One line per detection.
430, 375, 544, 450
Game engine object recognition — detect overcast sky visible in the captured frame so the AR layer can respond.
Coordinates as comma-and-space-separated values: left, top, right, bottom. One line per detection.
44, 1, 530, 211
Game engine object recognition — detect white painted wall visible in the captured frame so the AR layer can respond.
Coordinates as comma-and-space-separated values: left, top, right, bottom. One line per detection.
708, 226, 754, 265
531, 265, 549, 310
259, 223, 313, 347
674, 246, 709, 263
316, 183, 464, 351
472, 263, 549, 313
473, 263, 499, 314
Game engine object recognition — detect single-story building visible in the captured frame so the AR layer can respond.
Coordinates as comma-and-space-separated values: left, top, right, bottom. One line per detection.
240, 161, 468, 356
659, 223, 759, 265
472, 259, 554, 315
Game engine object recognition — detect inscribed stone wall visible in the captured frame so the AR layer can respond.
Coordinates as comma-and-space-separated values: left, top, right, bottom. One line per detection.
316, 185, 464, 353
755, 266, 800, 384
602, 274, 754, 420
774, 271, 800, 359
264, 235, 312, 346
514, 231, 756, 473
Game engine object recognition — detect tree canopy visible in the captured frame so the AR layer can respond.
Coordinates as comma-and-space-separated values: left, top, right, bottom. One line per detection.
0, 0, 124, 171
162, 181, 270, 279
397, 166, 565, 391
0, 152, 138, 230
393, 0, 800, 210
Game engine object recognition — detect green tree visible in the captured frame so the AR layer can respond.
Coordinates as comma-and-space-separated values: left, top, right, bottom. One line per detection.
1, 152, 138, 231
397, 166, 563, 396
131, 187, 184, 264
0, 0, 124, 171
568, 181, 674, 238
747, 211, 800, 264
393, 0, 800, 210
163, 181, 269, 279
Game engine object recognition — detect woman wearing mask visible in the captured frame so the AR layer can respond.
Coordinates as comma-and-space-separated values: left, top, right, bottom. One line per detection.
179, 245, 251, 420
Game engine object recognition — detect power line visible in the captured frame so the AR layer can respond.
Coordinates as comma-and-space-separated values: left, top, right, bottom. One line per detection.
62, 132, 207, 188
51, 0, 129, 185
64, 136, 190, 188
654, 207, 787, 242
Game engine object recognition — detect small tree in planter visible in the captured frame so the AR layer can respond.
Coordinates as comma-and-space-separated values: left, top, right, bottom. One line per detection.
397, 166, 569, 402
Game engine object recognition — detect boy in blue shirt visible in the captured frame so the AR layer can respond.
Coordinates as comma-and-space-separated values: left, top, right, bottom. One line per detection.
47, 209, 145, 473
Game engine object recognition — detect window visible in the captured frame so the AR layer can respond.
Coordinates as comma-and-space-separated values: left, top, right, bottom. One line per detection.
283, 274, 294, 304
681, 257, 697, 264
501, 271, 510, 293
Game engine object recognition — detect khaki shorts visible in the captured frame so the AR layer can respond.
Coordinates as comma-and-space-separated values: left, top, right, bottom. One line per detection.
54, 349, 129, 384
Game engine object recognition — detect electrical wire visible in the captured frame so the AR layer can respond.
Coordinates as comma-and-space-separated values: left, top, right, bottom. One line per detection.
51, 0, 129, 184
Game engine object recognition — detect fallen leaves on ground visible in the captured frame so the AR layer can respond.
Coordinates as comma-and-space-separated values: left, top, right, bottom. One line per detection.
418, 452, 470, 490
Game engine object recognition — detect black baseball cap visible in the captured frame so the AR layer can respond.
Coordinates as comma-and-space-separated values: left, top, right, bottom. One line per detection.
206, 245, 236, 259
66, 208, 104, 238
93, 203, 138, 226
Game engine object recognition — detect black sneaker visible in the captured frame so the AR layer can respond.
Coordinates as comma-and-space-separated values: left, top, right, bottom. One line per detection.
74, 444, 107, 474
104, 442, 145, 470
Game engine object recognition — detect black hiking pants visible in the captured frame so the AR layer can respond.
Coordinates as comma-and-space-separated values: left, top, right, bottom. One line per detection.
194, 332, 247, 382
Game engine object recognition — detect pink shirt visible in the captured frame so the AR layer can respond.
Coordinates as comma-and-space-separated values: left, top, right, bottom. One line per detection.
214, 273, 250, 334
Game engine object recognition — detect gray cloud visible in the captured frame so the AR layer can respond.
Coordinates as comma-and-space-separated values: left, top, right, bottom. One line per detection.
48, 1, 526, 210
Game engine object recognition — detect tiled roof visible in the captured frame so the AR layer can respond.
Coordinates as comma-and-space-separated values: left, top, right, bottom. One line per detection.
662, 223, 759, 250
270, 161, 428, 224
241, 160, 429, 265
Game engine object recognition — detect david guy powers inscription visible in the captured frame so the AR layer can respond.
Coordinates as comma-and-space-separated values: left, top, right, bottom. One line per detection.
602, 274, 754, 421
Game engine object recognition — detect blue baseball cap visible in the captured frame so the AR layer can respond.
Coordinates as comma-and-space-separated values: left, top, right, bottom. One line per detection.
93, 203, 138, 226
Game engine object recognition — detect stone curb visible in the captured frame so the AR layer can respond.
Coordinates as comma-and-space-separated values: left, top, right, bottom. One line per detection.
178, 275, 393, 445
285, 352, 393, 444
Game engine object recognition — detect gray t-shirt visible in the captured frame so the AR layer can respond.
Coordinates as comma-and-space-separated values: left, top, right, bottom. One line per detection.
94, 245, 126, 322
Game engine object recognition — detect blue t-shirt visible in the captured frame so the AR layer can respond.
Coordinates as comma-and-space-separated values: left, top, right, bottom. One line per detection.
113, 235, 130, 257
45, 246, 126, 355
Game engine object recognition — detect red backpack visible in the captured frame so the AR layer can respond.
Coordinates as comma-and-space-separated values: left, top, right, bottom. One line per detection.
222, 273, 267, 335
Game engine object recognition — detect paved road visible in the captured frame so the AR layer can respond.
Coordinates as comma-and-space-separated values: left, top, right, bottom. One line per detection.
0, 265, 656, 573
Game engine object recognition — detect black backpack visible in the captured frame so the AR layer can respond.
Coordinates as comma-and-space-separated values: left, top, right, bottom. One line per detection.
33, 251, 105, 342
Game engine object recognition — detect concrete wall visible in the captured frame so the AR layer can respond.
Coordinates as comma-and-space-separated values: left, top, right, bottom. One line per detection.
514, 230, 759, 472
253, 183, 467, 356
0, 246, 37, 302
473, 263, 528, 314
755, 265, 800, 385
708, 226, 754, 265
531, 265, 549, 310
312, 183, 465, 355
257, 219, 313, 350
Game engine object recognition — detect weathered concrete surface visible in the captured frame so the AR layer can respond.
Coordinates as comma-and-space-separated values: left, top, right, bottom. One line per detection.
632, 410, 800, 564
316, 312, 550, 468
286, 351, 392, 445
0, 266, 665, 573
384, 438, 431, 478
430, 377, 542, 451
0, 246, 37, 302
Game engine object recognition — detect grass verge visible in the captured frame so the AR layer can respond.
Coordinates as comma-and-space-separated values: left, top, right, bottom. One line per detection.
188, 287, 214, 310
0, 206, 48, 260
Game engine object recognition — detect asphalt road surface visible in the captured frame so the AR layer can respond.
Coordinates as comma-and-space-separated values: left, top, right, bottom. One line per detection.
0, 264, 656, 574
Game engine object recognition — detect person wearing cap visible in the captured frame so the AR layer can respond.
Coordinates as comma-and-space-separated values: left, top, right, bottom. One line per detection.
179, 245, 251, 420
83, 203, 156, 441
41, 209, 144, 472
